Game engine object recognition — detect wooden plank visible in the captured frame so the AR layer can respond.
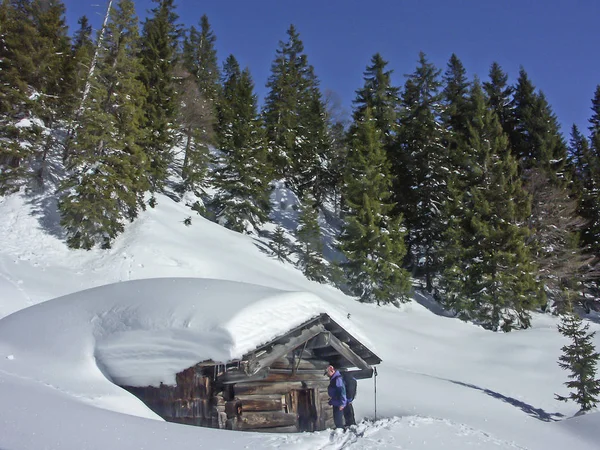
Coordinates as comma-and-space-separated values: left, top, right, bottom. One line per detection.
327, 333, 371, 370
261, 371, 329, 383
247, 324, 326, 375
237, 411, 298, 430
239, 397, 283, 412
270, 358, 329, 371
234, 381, 304, 396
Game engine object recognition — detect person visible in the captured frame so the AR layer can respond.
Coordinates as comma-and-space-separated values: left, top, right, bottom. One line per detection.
341, 371, 357, 427
326, 364, 346, 429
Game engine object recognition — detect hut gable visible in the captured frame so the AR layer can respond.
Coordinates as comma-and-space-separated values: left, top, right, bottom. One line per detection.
121, 313, 381, 433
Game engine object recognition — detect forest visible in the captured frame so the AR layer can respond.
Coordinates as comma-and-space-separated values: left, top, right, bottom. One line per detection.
1, 0, 599, 332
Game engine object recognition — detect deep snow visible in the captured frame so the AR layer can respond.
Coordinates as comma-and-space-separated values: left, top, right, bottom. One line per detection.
0, 189, 598, 449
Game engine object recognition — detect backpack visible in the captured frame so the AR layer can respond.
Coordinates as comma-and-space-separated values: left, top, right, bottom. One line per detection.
341, 371, 357, 400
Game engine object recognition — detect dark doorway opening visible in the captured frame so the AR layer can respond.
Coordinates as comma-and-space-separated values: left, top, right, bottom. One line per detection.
293, 389, 318, 432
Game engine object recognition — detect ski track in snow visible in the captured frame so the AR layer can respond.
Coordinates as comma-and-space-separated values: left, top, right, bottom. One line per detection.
259, 417, 529, 449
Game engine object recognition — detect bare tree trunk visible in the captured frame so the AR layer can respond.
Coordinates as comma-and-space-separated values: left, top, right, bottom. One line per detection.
63, 0, 113, 163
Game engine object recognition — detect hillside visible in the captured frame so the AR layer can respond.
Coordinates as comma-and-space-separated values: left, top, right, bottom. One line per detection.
0, 189, 598, 449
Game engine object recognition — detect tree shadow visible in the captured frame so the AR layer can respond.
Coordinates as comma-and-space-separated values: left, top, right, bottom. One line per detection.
412, 288, 456, 318
27, 193, 67, 241
448, 379, 564, 422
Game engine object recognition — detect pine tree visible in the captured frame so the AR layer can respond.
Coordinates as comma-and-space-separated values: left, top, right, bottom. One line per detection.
441, 94, 542, 330
583, 87, 600, 257
59, 0, 148, 249
296, 196, 326, 282
396, 52, 447, 292
182, 15, 220, 108
556, 311, 600, 412
139, 0, 180, 196
352, 53, 399, 152
483, 62, 514, 138
69, 15, 95, 110
263, 24, 331, 201
0, 0, 71, 192
270, 225, 291, 262
441, 53, 471, 147
511, 68, 568, 176
213, 56, 271, 233
339, 108, 410, 305
173, 65, 213, 194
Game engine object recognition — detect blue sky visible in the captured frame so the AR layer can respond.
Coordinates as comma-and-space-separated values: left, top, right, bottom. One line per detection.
64, 0, 599, 137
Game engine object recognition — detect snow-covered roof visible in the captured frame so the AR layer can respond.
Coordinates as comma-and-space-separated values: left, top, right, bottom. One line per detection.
0, 278, 362, 387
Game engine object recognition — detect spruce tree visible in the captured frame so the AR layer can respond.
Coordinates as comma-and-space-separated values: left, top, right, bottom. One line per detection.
139, 0, 180, 196
584, 87, 600, 256
270, 225, 291, 262
182, 15, 220, 108
174, 65, 213, 194
352, 53, 399, 152
339, 108, 410, 305
0, 0, 71, 192
263, 25, 331, 201
213, 56, 271, 233
441, 93, 542, 330
483, 62, 514, 138
556, 311, 600, 412
396, 52, 447, 292
511, 68, 568, 176
441, 53, 471, 148
296, 196, 326, 282
59, 0, 148, 249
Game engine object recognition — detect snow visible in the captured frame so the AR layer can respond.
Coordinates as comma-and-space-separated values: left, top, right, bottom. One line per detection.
0, 189, 599, 449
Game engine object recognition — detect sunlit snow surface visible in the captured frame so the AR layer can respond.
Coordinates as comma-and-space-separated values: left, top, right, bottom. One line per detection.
0, 190, 598, 449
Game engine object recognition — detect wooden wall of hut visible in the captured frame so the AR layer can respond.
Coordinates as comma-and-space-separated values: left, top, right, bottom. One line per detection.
223, 356, 333, 432
121, 356, 334, 433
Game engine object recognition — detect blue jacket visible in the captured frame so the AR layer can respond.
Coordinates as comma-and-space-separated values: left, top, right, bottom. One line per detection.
327, 370, 347, 407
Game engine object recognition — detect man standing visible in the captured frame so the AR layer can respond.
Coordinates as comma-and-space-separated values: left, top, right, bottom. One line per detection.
326, 364, 346, 429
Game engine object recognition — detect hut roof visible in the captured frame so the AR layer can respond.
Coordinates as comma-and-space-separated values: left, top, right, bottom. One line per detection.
3, 278, 376, 386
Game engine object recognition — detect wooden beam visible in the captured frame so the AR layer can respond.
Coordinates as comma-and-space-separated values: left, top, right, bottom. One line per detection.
218, 368, 269, 384
237, 411, 298, 430
247, 324, 326, 375
305, 332, 331, 349
327, 332, 371, 370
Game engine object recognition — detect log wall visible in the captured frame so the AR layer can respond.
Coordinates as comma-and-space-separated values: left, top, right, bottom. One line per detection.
121, 356, 335, 433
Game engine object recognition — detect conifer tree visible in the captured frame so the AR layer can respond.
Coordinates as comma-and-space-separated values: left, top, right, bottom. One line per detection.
139, 0, 180, 196
59, 0, 148, 249
263, 25, 331, 201
173, 65, 213, 194
556, 310, 600, 412
69, 16, 95, 109
441, 88, 542, 330
0, 0, 72, 192
213, 56, 270, 233
511, 68, 568, 176
483, 62, 514, 138
583, 86, 600, 256
182, 14, 220, 109
296, 196, 326, 282
270, 225, 291, 262
396, 52, 447, 292
339, 108, 410, 305
441, 53, 471, 146
352, 53, 399, 152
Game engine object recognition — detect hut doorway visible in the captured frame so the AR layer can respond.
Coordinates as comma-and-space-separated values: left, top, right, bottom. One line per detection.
291, 388, 318, 432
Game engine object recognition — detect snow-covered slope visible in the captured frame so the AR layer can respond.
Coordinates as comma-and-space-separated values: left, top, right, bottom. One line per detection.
0, 190, 598, 450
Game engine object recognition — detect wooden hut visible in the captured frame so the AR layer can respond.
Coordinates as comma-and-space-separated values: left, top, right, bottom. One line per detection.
121, 313, 381, 433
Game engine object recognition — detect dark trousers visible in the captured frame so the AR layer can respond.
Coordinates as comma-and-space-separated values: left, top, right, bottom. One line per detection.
343, 402, 356, 426
332, 406, 344, 428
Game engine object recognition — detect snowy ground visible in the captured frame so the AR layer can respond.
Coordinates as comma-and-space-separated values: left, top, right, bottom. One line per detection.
0, 189, 598, 449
